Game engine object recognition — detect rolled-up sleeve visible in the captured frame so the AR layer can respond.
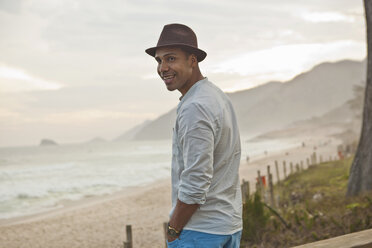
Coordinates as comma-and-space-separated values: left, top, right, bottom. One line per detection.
177, 103, 215, 205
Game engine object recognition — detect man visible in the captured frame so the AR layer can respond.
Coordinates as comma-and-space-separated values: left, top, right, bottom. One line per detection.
146, 23, 242, 248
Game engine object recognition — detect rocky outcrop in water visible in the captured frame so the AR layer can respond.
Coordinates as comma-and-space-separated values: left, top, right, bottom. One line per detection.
39, 139, 58, 146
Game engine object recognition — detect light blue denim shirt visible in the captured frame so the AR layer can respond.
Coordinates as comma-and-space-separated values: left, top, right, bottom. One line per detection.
170, 78, 242, 235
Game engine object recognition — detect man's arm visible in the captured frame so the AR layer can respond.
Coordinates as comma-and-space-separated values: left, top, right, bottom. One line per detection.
168, 103, 214, 241
167, 199, 199, 241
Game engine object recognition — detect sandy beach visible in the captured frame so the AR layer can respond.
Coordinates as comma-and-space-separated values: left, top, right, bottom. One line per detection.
0, 131, 342, 248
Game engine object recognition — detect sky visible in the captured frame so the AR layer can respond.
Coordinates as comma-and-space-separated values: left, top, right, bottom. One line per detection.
0, 0, 366, 147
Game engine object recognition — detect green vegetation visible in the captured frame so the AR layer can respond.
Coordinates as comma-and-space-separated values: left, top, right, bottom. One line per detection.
242, 193, 269, 244
240, 157, 372, 248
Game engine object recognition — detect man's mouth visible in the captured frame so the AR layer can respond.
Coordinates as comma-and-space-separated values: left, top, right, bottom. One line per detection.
162, 74, 175, 84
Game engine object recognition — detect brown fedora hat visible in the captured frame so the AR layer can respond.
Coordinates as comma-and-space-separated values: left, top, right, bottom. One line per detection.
145, 23, 207, 62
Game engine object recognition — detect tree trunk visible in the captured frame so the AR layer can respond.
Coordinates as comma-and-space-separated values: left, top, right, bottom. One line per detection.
347, 0, 372, 197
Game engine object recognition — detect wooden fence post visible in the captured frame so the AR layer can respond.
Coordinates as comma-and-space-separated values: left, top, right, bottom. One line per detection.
255, 180, 260, 195
241, 179, 250, 203
267, 165, 275, 207
241, 180, 246, 202
283, 161, 287, 178
257, 170, 264, 198
295, 163, 300, 173
313, 151, 317, 164
163, 222, 168, 248
290, 162, 294, 174
275, 160, 280, 183
125, 225, 133, 248
306, 157, 310, 167
300, 160, 304, 171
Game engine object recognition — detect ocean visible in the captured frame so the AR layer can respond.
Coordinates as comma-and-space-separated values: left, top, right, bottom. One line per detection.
0, 137, 299, 220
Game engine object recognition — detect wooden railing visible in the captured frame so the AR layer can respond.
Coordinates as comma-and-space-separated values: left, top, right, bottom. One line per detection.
292, 228, 372, 248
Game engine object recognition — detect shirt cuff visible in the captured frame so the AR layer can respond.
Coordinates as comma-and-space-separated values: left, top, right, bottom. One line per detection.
178, 190, 206, 205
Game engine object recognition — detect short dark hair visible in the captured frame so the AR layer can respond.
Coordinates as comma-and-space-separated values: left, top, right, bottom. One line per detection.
155, 45, 196, 60
166, 45, 195, 58
181, 46, 193, 56
179, 46, 197, 60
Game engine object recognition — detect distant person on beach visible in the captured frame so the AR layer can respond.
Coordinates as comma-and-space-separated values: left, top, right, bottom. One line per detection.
146, 24, 242, 248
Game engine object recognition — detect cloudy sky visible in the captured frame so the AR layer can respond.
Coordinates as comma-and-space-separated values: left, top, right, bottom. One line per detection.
0, 0, 366, 147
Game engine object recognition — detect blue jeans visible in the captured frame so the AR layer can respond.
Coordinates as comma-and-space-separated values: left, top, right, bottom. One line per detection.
166, 229, 242, 248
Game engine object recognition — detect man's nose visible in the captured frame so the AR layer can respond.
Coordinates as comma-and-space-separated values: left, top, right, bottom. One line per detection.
159, 61, 169, 72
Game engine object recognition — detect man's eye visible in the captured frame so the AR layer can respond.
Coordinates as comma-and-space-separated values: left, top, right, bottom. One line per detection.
168, 57, 175, 62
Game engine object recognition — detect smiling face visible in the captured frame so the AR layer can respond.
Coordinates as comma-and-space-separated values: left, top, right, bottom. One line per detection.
155, 47, 198, 95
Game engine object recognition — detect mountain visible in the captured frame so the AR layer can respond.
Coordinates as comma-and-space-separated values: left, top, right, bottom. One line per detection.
233, 59, 365, 135
118, 59, 366, 141
114, 120, 152, 141
87, 137, 107, 143
251, 98, 361, 142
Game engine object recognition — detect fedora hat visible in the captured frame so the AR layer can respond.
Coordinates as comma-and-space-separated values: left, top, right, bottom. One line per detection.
145, 23, 207, 62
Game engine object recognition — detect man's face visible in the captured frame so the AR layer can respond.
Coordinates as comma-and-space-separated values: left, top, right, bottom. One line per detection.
155, 47, 194, 95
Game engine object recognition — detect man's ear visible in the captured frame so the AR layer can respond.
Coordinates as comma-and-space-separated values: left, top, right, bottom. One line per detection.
191, 55, 197, 66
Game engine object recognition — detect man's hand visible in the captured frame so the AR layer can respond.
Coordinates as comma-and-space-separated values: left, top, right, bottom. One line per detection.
169, 199, 199, 232
167, 234, 178, 243
166, 199, 199, 244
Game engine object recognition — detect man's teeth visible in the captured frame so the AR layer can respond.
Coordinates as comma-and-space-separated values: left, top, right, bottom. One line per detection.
163, 75, 174, 79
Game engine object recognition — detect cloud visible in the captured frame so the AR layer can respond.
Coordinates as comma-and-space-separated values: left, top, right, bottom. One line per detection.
298, 11, 355, 23
0, 0, 22, 14
0, 65, 63, 92
0, 108, 22, 121
39, 110, 156, 125
208, 40, 366, 91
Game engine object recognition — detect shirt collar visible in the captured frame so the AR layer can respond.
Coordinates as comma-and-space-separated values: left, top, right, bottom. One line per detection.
177, 77, 208, 113
179, 77, 208, 102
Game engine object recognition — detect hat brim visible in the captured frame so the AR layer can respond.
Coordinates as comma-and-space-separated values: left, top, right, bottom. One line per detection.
145, 44, 207, 62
